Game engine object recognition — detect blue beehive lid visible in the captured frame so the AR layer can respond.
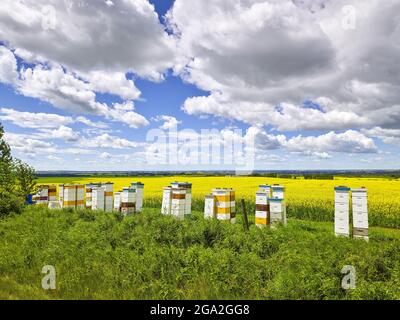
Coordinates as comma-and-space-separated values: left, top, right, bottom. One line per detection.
334, 186, 350, 191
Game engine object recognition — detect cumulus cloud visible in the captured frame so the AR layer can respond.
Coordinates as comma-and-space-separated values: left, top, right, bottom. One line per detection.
79, 133, 141, 149
0, 46, 18, 84
0, 58, 150, 129
106, 102, 150, 128
363, 127, 400, 146
169, 0, 400, 133
283, 130, 378, 154
37, 125, 80, 142
153, 115, 182, 130
0, 0, 176, 80
0, 108, 73, 128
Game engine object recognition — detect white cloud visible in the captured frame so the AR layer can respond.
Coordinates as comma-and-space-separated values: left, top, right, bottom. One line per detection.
0, 60, 150, 129
85, 71, 141, 101
363, 127, 400, 146
284, 130, 378, 154
0, 46, 18, 84
106, 102, 150, 128
154, 115, 182, 130
17, 64, 109, 115
76, 116, 109, 129
37, 125, 80, 142
100, 152, 112, 159
79, 133, 141, 149
0, 0, 176, 80
169, 0, 400, 133
0, 107, 73, 128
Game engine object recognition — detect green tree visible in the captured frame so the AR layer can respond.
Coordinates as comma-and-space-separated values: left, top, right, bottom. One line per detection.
0, 123, 34, 217
14, 159, 37, 198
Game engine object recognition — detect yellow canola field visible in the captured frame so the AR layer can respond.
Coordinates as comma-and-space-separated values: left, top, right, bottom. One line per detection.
37, 176, 400, 227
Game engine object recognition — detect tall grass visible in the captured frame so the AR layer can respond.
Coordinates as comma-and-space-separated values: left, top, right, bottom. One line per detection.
0, 207, 399, 300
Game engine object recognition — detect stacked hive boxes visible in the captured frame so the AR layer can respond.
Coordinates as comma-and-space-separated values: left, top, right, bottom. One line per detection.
352, 188, 369, 240
33, 185, 57, 205
120, 187, 136, 216
85, 183, 102, 209
59, 184, 85, 209
210, 188, 236, 223
114, 192, 121, 212
86, 183, 113, 212
334, 186, 351, 237
162, 182, 192, 219
171, 188, 187, 220
270, 185, 286, 226
131, 182, 144, 212
91, 187, 105, 211
271, 185, 285, 200
204, 195, 216, 219
255, 187, 270, 227
161, 187, 172, 215
171, 182, 192, 217
103, 182, 114, 212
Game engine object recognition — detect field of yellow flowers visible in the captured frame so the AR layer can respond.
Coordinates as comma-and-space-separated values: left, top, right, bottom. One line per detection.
37, 176, 400, 228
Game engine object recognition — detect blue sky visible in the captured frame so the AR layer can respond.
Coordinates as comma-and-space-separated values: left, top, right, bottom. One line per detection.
0, 0, 399, 171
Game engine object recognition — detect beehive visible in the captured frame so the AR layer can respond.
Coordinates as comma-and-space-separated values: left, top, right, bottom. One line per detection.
171, 188, 187, 220
161, 187, 172, 215
212, 188, 236, 223
33, 185, 48, 205
86, 182, 113, 212
85, 183, 102, 209
259, 184, 272, 197
33, 185, 57, 205
269, 198, 287, 226
204, 195, 216, 219
103, 182, 114, 212
120, 188, 136, 216
131, 182, 144, 212
60, 184, 85, 209
48, 185, 57, 202
171, 182, 192, 217
334, 186, 350, 237
255, 192, 269, 227
271, 185, 285, 200
91, 187, 105, 211
351, 188, 369, 241
114, 192, 121, 212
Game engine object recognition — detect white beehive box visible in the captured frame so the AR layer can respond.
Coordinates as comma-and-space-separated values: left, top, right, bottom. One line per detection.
259, 185, 271, 197
212, 188, 235, 223
114, 192, 121, 212
351, 188, 369, 240
92, 187, 105, 211
161, 187, 172, 215
131, 182, 144, 212
204, 195, 216, 219
103, 182, 114, 212
255, 192, 269, 228
171, 188, 187, 220
61, 184, 85, 209
334, 186, 350, 237
121, 188, 136, 216
269, 198, 287, 226
271, 185, 285, 200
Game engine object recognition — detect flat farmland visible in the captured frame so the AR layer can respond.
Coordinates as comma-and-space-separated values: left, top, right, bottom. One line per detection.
37, 176, 400, 228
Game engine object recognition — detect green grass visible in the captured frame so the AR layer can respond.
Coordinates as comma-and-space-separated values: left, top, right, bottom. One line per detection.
0, 206, 399, 300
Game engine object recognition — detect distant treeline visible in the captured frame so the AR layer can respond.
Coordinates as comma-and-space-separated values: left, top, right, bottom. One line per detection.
36, 170, 400, 179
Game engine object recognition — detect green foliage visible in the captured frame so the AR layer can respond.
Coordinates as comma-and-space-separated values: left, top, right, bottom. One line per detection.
14, 159, 37, 197
0, 207, 399, 300
0, 123, 37, 217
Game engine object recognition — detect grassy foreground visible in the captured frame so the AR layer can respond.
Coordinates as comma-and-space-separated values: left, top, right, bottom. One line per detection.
0, 207, 399, 300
